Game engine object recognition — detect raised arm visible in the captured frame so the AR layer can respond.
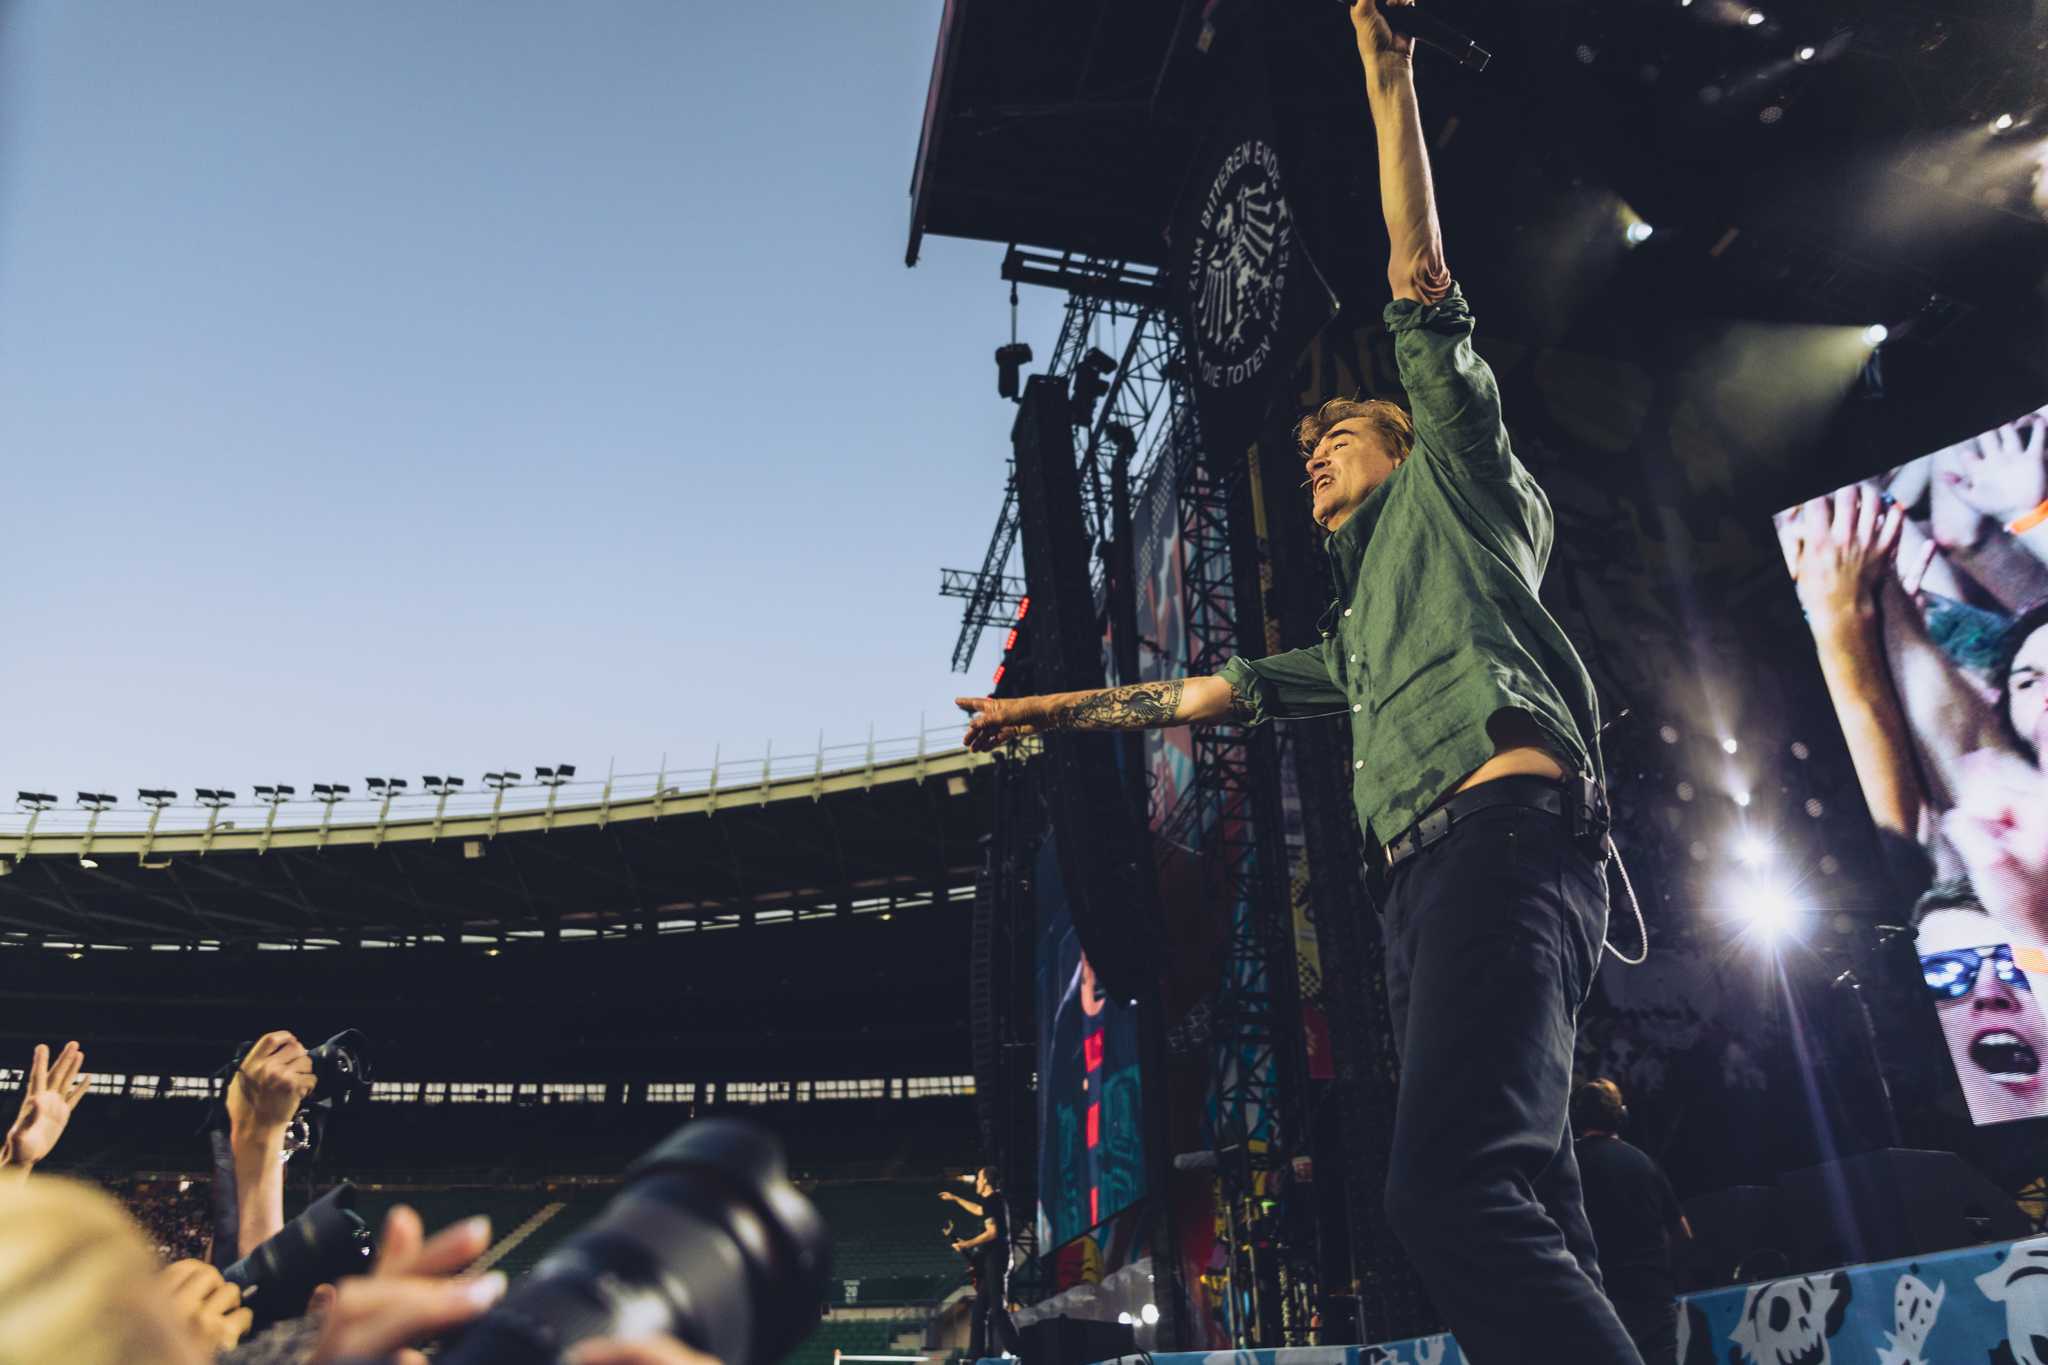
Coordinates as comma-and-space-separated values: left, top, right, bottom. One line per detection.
1353, 0, 1450, 305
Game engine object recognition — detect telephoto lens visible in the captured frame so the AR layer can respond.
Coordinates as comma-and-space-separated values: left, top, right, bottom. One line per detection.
439, 1118, 829, 1365
221, 1182, 375, 1326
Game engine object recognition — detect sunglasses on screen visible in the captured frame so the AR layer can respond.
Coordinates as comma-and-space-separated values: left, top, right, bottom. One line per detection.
1922, 944, 2033, 1000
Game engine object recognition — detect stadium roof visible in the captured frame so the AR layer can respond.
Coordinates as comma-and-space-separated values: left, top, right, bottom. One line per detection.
0, 733, 994, 948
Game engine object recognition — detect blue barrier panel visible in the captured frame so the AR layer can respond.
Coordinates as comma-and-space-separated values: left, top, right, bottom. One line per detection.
1044, 1236, 2048, 1365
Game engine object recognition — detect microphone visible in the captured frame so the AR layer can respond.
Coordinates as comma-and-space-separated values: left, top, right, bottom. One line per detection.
1360, 4, 1492, 71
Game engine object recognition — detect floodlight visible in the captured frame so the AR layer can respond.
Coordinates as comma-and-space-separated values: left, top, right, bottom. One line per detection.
1795, 45, 1815, 60
1626, 221, 1654, 244
77, 857, 97, 870
1141, 1304, 1160, 1325
1721, 737, 1739, 754
1733, 789, 1752, 807
1744, 9, 1765, 24
1995, 113, 2016, 131
1861, 323, 1889, 345
1735, 879, 1806, 941
1117, 1314, 1134, 1326
1736, 835, 1774, 865
16, 792, 55, 809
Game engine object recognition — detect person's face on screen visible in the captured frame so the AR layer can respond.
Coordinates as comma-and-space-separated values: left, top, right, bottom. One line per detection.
1921, 909, 2048, 1123
2010, 624, 2047, 761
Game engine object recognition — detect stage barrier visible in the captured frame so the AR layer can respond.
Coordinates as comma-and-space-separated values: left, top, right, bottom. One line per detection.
991, 1228, 2048, 1365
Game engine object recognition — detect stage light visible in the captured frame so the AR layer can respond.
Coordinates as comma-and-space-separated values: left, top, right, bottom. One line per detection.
1790, 740, 1810, 759
1733, 789, 1752, 807
1861, 323, 1889, 346
1735, 880, 1806, 941
1995, 113, 2016, 131
1626, 220, 1654, 244
995, 342, 1033, 401
77, 857, 97, 869
1795, 45, 1815, 61
1736, 835, 1774, 865
1744, 9, 1765, 24
1759, 105, 1784, 124
1141, 1304, 1159, 1325
1804, 798, 1824, 817
1118, 1314, 1134, 1326
1720, 737, 1739, 754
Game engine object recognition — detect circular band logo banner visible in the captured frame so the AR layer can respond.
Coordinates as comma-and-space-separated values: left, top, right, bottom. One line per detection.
1187, 138, 1293, 393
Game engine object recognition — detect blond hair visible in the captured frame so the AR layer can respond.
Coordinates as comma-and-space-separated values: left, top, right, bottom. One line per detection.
0, 1178, 199, 1365
1295, 396, 1414, 465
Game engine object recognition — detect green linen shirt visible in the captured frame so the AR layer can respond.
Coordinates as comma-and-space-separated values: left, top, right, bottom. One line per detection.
1217, 284, 1603, 846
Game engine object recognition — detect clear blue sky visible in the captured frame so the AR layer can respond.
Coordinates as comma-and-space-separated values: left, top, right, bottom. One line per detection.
0, 0, 1069, 802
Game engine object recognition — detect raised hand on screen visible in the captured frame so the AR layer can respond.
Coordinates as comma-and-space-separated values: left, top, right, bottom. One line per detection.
1948, 416, 2048, 526
1775, 483, 1905, 630
1944, 747, 2048, 942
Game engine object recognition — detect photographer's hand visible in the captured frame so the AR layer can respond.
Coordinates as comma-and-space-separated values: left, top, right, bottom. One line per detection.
308, 1206, 501, 1365
227, 1030, 316, 1256
161, 1257, 255, 1355
0, 1040, 90, 1181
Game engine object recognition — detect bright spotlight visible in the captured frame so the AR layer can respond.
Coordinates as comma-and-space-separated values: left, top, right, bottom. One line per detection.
1795, 45, 1816, 61
1141, 1304, 1160, 1325
1626, 220, 1655, 244
1720, 737, 1739, 754
1995, 113, 2017, 131
1733, 789, 1752, 807
1744, 8, 1765, 23
1736, 835, 1774, 865
1861, 323, 1889, 345
1118, 1313, 1134, 1326
1738, 881, 1806, 940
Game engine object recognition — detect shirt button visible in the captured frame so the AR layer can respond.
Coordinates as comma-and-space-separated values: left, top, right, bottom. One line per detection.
1349, 653, 1357, 663
1344, 608, 1352, 617
1354, 760, 1364, 769
1352, 703, 1362, 712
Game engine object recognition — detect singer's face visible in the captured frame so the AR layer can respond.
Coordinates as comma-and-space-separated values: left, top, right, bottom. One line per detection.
1307, 418, 1403, 532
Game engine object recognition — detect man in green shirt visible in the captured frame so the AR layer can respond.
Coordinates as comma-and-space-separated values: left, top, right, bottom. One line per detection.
955, 3, 1639, 1360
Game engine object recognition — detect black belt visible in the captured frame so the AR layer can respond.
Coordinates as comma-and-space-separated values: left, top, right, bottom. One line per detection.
1383, 773, 1609, 869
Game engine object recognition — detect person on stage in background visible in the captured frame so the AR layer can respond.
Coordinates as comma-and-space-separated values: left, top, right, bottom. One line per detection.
955, 0, 1638, 1357
941, 1167, 1016, 1360
1572, 1080, 1691, 1365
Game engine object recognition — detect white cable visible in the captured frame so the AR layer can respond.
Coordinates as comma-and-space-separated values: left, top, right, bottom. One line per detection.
1602, 836, 1649, 965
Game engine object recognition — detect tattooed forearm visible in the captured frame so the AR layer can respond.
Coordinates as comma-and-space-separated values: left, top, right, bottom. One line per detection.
1226, 681, 1256, 723
1046, 680, 1187, 732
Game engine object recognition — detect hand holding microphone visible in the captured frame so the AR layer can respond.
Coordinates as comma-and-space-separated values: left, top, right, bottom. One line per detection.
1349, 0, 1491, 71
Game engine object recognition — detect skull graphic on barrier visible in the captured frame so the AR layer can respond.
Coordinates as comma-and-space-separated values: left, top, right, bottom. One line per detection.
1729, 1272, 1852, 1365
1977, 1237, 2048, 1365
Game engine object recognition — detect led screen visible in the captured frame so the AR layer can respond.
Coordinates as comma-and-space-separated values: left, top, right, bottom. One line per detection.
1773, 406, 2048, 1124
1035, 834, 1147, 1250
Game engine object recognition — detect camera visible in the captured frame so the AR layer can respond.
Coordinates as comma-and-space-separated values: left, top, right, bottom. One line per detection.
439, 1118, 829, 1365
284, 1029, 372, 1154
222, 1182, 375, 1326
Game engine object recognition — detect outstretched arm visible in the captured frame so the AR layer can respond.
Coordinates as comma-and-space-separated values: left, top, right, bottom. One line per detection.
1353, 0, 1450, 305
958, 676, 1252, 753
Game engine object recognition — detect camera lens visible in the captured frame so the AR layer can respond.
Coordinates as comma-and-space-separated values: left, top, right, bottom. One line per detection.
221, 1182, 374, 1326
439, 1118, 829, 1365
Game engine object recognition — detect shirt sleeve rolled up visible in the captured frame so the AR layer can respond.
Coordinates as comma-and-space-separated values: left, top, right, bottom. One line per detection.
1384, 283, 1515, 484
1217, 648, 1348, 726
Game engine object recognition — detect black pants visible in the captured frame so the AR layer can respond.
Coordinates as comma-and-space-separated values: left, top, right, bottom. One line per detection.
1613, 1298, 1677, 1365
969, 1253, 1015, 1359
1379, 802, 1642, 1365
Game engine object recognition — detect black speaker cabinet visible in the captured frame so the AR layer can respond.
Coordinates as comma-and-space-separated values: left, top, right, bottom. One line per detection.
1776, 1147, 2032, 1271
1017, 1315, 1137, 1365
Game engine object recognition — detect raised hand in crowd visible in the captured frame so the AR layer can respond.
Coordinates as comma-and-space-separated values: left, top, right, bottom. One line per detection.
162, 1256, 255, 1356
228, 1030, 318, 1255
1946, 746, 2048, 943
307, 1204, 502, 1365
0, 1040, 91, 1181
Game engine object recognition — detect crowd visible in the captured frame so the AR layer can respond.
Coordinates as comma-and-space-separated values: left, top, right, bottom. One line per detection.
115, 1179, 215, 1265
0, 1034, 714, 1365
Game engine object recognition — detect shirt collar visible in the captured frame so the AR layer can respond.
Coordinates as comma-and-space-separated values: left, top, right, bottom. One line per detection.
1322, 469, 1399, 592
